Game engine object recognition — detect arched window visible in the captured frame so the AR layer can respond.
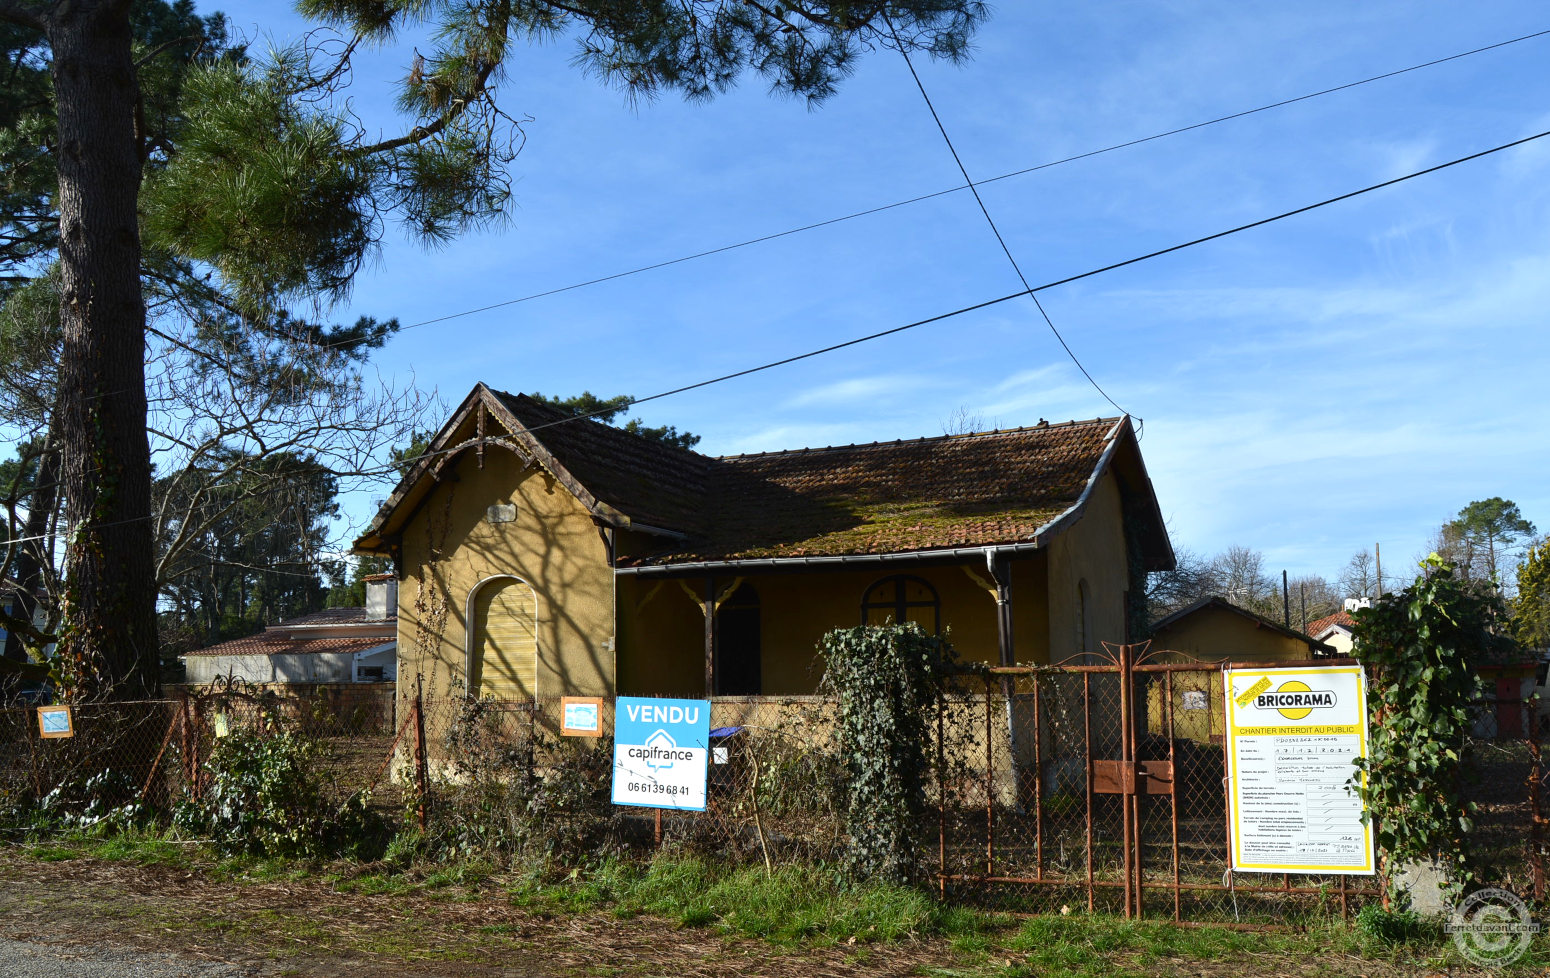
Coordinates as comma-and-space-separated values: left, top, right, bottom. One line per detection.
714, 583, 761, 695
466, 576, 538, 700
861, 575, 941, 634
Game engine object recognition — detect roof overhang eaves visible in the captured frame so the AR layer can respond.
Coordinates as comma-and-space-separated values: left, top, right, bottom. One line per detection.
615, 539, 1045, 578
1117, 420, 1176, 571
352, 642, 398, 660
482, 391, 616, 525
354, 383, 494, 552
354, 384, 648, 554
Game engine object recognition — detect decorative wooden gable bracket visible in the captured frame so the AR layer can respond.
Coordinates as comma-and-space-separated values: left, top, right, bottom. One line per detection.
427, 435, 536, 482
677, 576, 745, 615
476, 402, 487, 469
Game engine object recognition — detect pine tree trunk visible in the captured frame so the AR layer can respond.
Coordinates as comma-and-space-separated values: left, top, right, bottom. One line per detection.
49, 0, 160, 699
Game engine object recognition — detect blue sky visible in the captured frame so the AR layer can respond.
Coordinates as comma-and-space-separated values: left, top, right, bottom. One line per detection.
236, 0, 1550, 582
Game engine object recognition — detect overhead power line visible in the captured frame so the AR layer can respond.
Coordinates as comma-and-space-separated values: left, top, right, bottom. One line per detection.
354, 26, 1550, 344
510, 125, 1550, 436
15, 124, 1550, 548
886, 15, 1127, 416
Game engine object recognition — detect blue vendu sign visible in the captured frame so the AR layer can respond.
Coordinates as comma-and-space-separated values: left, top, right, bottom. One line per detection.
611, 696, 709, 811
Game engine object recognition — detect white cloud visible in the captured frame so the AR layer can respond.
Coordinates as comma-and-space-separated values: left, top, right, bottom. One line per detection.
783, 373, 943, 409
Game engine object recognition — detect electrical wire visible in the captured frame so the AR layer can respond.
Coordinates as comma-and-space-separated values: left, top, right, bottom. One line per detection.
340, 25, 1550, 344
11, 123, 1550, 547
887, 14, 1126, 416
41, 24, 1550, 406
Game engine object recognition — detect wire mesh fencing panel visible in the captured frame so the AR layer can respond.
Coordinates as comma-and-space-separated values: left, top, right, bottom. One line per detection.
1461, 702, 1546, 902
937, 653, 1385, 926
174, 681, 404, 816
938, 668, 1133, 916
1133, 664, 1380, 925
412, 694, 848, 867
1, 699, 187, 832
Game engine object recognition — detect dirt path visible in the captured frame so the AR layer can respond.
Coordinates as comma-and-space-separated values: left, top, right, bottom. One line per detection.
0, 854, 960, 977
1, 851, 1519, 978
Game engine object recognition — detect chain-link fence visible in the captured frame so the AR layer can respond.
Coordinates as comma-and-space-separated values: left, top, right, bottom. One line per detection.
936, 652, 1547, 926
2, 681, 403, 838
5, 666, 1542, 930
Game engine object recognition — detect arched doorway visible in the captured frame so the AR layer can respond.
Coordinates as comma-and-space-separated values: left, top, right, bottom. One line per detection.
466, 576, 538, 699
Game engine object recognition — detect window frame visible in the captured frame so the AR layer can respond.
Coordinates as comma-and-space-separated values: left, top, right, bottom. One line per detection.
860, 574, 942, 634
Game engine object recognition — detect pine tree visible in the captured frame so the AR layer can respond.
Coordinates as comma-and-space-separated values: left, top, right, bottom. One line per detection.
0, 0, 986, 698
1513, 539, 1550, 650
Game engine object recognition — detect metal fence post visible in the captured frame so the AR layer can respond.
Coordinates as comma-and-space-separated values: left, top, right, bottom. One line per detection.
984, 673, 995, 876
938, 681, 946, 898
1530, 698, 1545, 902
414, 673, 428, 832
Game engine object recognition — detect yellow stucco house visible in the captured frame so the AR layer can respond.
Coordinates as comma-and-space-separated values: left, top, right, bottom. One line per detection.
1148, 595, 1334, 663
353, 384, 1174, 722
1145, 595, 1335, 743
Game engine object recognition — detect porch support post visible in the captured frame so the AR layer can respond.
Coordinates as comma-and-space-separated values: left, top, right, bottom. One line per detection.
987, 550, 1020, 808
987, 550, 1014, 666
703, 574, 716, 697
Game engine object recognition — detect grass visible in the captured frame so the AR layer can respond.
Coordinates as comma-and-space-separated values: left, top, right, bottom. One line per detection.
9, 829, 1550, 976
507, 857, 1010, 946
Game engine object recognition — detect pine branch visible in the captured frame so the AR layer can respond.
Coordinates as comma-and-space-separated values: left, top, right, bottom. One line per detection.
0, 0, 45, 30
355, 59, 498, 156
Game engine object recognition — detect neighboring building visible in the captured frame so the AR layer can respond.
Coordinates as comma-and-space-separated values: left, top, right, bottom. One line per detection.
182, 578, 398, 685
1146, 596, 1334, 744
1307, 598, 1368, 657
1149, 595, 1335, 663
353, 384, 1175, 733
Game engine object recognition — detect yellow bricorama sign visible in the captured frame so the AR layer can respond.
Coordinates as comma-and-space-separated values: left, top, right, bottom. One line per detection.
1225, 665, 1374, 876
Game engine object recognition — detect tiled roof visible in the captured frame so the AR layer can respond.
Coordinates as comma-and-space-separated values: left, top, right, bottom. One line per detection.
663, 420, 1115, 563
359, 384, 1168, 570
504, 409, 1120, 565
495, 392, 718, 535
185, 633, 393, 657
1308, 610, 1356, 634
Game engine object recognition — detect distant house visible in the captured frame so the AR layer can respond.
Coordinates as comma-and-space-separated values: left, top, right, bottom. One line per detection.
1146, 596, 1334, 744
352, 383, 1175, 737
1307, 599, 1367, 657
1149, 595, 1334, 663
182, 577, 398, 685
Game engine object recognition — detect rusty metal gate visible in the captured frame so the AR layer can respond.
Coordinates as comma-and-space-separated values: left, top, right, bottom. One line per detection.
937, 645, 1414, 925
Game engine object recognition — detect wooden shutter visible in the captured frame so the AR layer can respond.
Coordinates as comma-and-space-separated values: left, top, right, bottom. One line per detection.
473, 579, 537, 699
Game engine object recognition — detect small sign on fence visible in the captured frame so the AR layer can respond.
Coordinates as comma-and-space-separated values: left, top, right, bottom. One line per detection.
36, 705, 73, 739
611, 696, 708, 811
1225, 664, 1374, 875
560, 697, 603, 737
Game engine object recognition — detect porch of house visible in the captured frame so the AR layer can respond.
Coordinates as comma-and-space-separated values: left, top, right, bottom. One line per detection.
613, 554, 1058, 699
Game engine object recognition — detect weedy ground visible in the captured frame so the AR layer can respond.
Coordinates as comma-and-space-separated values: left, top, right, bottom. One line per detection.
2, 832, 1545, 977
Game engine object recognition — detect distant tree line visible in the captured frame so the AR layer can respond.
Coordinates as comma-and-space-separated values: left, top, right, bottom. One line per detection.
1149, 496, 1548, 653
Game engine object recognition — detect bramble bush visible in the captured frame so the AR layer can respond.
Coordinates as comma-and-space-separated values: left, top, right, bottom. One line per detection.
172, 713, 388, 859
422, 698, 620, 863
